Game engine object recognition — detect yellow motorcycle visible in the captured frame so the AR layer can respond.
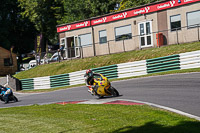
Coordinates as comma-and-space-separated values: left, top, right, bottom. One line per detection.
87, 74, 119, 98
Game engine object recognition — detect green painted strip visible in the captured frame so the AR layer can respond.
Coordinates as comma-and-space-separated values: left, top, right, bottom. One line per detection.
147, 60, 180, 68
21, 79, 34, 90
146, 54, 181, 74
147, 66, 180, 73
51, 82, 69, 85
92, 65, 118, 79
147, 57, 179, 65
50, 73, 70, 88
147, 55, 179, 62
50, 74, 69, 78
147, 63, 180, 71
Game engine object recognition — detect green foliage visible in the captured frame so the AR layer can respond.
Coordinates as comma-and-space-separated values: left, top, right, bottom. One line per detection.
0, 0, 37, 54
116, 0, 161, 11
18, 0, 64, 44
59, 0, 119, 24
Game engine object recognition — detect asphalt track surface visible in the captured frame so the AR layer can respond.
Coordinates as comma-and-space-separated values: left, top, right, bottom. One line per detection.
0, 72, 200, 118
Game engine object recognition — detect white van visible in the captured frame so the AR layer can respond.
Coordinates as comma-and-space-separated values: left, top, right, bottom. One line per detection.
28, 60, 37, 69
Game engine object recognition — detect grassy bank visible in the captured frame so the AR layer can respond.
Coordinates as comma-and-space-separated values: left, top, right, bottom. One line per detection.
14, 42, 200, 79
0, 104, 199, 133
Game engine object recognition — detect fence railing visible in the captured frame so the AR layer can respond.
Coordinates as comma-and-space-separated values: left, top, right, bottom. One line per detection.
71, 23, 200, 59
19, 50, 200, 90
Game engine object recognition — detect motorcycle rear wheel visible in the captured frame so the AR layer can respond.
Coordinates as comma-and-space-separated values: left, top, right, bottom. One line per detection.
110, 86, 119, 97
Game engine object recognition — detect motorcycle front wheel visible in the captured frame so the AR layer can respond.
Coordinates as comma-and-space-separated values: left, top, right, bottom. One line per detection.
13, 96, 18, 102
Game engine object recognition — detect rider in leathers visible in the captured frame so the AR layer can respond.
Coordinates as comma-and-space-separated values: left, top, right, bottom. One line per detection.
0, 85, 12, 103
84, 69, 101, 95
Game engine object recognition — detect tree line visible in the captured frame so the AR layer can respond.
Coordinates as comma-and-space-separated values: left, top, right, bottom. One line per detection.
0, 0, 160, 55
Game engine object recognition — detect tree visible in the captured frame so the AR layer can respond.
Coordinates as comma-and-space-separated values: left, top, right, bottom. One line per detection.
59, 0, 120, 24
0, 0, 37, 54
115, 0, 161, 12
18, 0, 64, 45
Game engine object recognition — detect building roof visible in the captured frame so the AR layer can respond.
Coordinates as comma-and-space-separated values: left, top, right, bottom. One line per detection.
0, 46, 17, 56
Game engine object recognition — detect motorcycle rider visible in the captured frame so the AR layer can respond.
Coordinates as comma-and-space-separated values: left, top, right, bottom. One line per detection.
0, 85, 13, 104
84, 69, 101, 95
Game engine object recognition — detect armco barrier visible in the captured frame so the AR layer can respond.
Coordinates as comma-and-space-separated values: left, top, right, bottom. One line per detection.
20, 78, 34, 90
50, 74, 70, 88
117, 60, 147, 78
34, 76, 50, 90
19, 50, 200, 90
92, 65, 118, 79
179, 50, 200, 70
69, 70, 85, 86
146, 55, 180, 74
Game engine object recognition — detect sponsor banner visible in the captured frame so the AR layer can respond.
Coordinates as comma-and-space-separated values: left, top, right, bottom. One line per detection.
57, 21, 91, 32
35, 34, 43, 53
57, 0, 199, 32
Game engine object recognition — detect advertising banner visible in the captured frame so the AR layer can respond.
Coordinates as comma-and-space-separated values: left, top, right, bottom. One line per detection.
35, 34, 43, 54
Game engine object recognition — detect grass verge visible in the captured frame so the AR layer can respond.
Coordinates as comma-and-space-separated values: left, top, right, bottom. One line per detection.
0, 104, 199, 133
14, 42, 200, 79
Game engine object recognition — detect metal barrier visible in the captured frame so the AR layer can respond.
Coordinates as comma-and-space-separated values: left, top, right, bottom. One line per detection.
180, 50, 200, 70
146, 55, 180, 73
92, 65, 118, 79
19, 50, 200, 90
20, 78, 34, 90
117, 60, 147, 78
50, 74, 70, 88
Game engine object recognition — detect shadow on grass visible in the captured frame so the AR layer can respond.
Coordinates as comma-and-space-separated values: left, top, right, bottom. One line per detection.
111, 121, 200, 133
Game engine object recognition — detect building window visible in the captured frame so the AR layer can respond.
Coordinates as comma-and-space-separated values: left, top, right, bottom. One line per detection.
99, 30, 107, 44
78, 33, 92, 46
170, 15, 181, 31
4, 58, 13, 66
187, 10, 200, 28
115, 25, 132, 41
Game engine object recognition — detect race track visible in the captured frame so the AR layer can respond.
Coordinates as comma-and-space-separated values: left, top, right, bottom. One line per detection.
1, 72, 200, 118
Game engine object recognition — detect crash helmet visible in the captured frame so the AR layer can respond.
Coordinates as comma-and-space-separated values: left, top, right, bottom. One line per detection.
86, 69, 93, 78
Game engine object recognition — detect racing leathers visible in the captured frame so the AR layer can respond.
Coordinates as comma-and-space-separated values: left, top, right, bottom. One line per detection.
0, 86, 12, 103
84, 73, 101, 95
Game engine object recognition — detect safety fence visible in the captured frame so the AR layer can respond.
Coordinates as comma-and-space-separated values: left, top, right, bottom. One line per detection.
146, 55, 180, 74
20, 50, 200, 90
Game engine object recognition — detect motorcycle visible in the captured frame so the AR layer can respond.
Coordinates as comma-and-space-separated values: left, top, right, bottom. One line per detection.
0, 89, 18, 104
87, 73, 119, 98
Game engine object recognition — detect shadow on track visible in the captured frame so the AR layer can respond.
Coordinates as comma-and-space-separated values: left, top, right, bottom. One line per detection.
95, 95, 123, 99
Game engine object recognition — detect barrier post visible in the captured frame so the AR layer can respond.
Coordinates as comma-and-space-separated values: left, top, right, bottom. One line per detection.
198, 24, 200, 42
176, 28, 179, 44
108, 41, 111, 54
123, 39, 125, 52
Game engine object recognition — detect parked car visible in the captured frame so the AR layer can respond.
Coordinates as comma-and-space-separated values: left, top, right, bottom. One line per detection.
28, 60, 37, 69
